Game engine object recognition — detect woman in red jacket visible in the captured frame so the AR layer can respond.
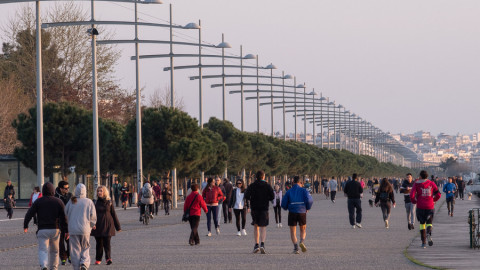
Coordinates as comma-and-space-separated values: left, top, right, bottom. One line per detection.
202, 177, 225, 236
184, 184, 208, 245
28, 186, 42, 225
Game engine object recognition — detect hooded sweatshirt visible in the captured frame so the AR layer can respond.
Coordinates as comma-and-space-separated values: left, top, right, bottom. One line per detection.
24, 182, 68, 232
141, 183, 154, 205
410, 179, 441, 210
65, 184, 96, 235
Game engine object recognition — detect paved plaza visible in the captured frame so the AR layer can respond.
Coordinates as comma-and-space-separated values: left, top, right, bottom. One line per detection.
0, 193, 478, 270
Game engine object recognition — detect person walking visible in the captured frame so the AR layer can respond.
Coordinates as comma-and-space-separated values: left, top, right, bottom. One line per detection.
245, 170, 275, 254
202, 178, 224, 236
374, 178, 396, 229
91, 186, 121, 265
215, 178, 226, 226
222, 178, 233, 224
443, 177, 456, 217
3, 179, 15, 201
457, 176, 465, 200
314, 179, 320, 194
410, 170, 441, 248
120, 182, 129, 210
152, 181, 162, 216
344, 173, 363, 229
112, 180, 121, 208
4, 193, 15, 219
161, 183, 172, 215
229, 179, 250, 236
399, 173, 416, 230
28, 186, 42, 225
24, 182, 68, 270
184, 184, 208, 245
65, 183, 97, 270
272, 184, 283, 228
281, 176, 314, 254
55, 180, 72, 265
328, 177, 338, 203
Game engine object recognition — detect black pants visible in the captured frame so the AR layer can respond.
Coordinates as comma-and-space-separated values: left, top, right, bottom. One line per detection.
347, 199, 362, 226
416, 208, 434, 244
59, 231, 70, 260
114, 193, 120, 207
140, 203, 154, 215
95, 236, 111, 261
273, 205, 282, 223
188, 215, 200, 244
331, 191, 337, 202
233, 209, 247, 231
380, 201, 391, 221
459, 189, 464, 199
314, 186, 319, 193
446, 197, 455, 214
222, 201, 232, 223
154, 200, 161, 215
163, 200, 170, 214
5, 208, 13, 219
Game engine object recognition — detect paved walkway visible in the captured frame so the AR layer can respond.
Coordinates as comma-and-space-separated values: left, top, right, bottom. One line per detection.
0, 191, 477, 270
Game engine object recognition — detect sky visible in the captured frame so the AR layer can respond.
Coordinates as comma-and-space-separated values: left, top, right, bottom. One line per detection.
1, 0, 480, 136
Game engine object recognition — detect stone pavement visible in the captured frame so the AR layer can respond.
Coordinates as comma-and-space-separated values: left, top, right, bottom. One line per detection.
0, 191, 475, 270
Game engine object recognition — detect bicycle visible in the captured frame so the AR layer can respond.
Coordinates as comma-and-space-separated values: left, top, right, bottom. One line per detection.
143, 204, 152, 225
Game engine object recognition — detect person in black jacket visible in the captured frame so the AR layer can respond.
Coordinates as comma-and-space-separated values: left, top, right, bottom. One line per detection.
229, 179, 250, 236
374, 178, 396, 229
24, 182, 68, 270
91, 186, 121, 265
245, 170, 274, 254
54, 180, 72, 265
222, 178, 233, 223
344, 173, 363, 229
3, 179, 15, 201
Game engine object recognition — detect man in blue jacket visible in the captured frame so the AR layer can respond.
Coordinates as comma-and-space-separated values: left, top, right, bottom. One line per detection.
281, 176, 314, 254
443, 177, 456, 217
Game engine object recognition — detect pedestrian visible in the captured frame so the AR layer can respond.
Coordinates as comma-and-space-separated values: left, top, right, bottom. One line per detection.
328, 177, 338, 203
410, 170, 441, 248
161, 182, 172, 215
393, 179, 399, 193
65, 183, 97, 270
202, 177, 224, 236
222, 178, 233, 224
322, 179, 329, 199
184, 184, 208, 245
120, 182, 129, 210
91, 185, 121, 265
344, 173, 363, 229
245, 170, 275, 254
3, 179, 15, 202
314, 179, 320, 194
230, 179, 250, 236
399, 173, 416, 230
272, 184, 283, 228
215, 177, 226, 226
374, 178, 396, 229
443, 177, 456, 217
281, 176, 313, 254
55, 180, 72, 265
24, 182, 68, 270
112, 180, 121, 208
139, 182, 154, 222
28, 186, 42, 225
457, 176, 465, 200
4, 192, 15, 219
152, 181, 162, 215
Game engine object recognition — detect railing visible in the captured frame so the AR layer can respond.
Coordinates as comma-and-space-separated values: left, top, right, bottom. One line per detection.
468, 208, 480, 249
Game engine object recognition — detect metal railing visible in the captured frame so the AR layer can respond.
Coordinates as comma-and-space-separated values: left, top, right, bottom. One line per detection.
468, 208, 480, 249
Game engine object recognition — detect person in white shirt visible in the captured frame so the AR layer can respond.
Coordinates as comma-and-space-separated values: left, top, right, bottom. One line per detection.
229, 179, 250, 236
328, 177, 338, 203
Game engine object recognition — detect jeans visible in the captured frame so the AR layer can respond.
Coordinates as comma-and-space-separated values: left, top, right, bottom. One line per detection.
459, 189, 464, 199
446, 197, 455, 214
59, 230, 70, 261
331, 191, 337, 202
114, 193, 120, 207
163, 200, 170, 214
69, 234, 91, 270
233, 209, 246, 231
94, 236, 111, 261
222, 201, 232, 223
217, 202, 223, 224
405, 202, 416, 225
273, 205, 282, 223
37, 229, 60, 270
154, 200, 161, 215
380, 201, 391, 221
347, 198, 362, 226
206, 205, 219, 232
188, 215, 200, 244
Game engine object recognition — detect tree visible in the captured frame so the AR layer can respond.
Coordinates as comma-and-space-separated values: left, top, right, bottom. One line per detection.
148, 85, 185, 111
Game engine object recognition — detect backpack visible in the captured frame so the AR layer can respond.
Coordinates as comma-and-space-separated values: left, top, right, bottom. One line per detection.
143, 187, 152, 199
379, 192, 389, 200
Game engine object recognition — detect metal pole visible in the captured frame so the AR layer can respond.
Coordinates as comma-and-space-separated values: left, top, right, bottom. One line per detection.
327, 98, 330, 149
294, 77, 297, 142
303, 85, 306, 143
222, 33, 226, 121
333, 103, 336, 150
134, 0, 143, 198
240, 45, 244, 132
282, 71, 286, 141
169, 4, 177, 208
320, 93, 323, 148
198, 20, 205, 185
256, 55, 260, 133
91, 0, 100, 199
270, 68, 274, 137
35, 1, 44, 188
312, 90, 315, 146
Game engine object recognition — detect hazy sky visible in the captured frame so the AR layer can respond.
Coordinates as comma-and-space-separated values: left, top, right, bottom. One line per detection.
2, 0, 480, 136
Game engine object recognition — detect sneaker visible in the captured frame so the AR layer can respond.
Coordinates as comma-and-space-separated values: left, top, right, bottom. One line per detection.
356, 223, 362, 228
276, 223, 280, 228
293, 244, 300, 254
411, 224, 414, 230
61, 260, 66, 265
427, 235, 433, 246
41, 267, 48, 270
216, 227, 220, 235
241, 229, 247, 236
408, 223, 411, 230
385, 220, 389, 229
253, 243, 260, 253
150, 214, 154, 219
206, 232, 212, 237
80, 264, 88, 270
106, 259, 112, 265
421, 243, 426, 249
68, 257, 71, 264
352, 225, 356, 229
236, 231, 241, 236
450, 213, 453, 217
279, 223, 283, 228
260, 243, 266, 254
95, 261, 101, 265
139, 216, 143, 222
333, 200, 335, 203
299, 242, 307, 252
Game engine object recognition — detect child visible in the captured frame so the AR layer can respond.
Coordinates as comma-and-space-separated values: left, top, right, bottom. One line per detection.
5, 193, 15, 219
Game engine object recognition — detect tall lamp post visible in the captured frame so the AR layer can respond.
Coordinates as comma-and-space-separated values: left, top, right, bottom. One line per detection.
265, 64, 277, 137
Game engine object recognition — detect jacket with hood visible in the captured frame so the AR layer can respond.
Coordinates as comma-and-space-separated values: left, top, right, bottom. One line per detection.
443, 182, 456, 199
140, 183, 154, 205
55, 187, 72, 206
202, 185, 225, 205
24, 182, 68, 232
410, 179, 441, 210
91, 197, 121, 237
281, 184, 314, 214
65, 184, 97, 235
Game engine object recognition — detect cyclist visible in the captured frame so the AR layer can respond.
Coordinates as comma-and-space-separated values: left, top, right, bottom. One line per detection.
139, 182, 154, 222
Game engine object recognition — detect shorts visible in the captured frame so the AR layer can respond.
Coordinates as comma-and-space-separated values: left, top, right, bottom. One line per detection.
251, 210, 269, 227
288, 212, 307, 226
416, 208, 434, 224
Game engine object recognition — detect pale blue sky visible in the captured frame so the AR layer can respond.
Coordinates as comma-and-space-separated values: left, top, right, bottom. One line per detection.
1, 0, 480, 136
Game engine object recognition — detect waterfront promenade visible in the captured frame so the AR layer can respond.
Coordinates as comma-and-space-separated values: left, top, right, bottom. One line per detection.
0, 192, 478, 270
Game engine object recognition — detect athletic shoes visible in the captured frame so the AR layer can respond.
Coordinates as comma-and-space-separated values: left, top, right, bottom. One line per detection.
450, 213, 453, 217
241, 229, 247, 236
216, 227, 221, 235
427, 235, 433, 246
352, 225, 356, 229
237, 231, 242, 236
408, 224, 412, 230
421, 243, 426, 249
106, 259, 112, 265
61, 260, 66, 265
95, 261, 101, 265
260, 243, 266, 254
279, 223, 283, 228
385, 220, 389, 229
80, 264, 88, 270
356, 223, 362, 228
206, 232, 212, 237
411, 224, 414, 230
299, 242, 307, 253
253, 243, 260, 253
293, 244, 300, 254
41, 267, 48, 270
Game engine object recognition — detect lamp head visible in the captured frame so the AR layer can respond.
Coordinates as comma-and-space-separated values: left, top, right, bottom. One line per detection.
243, 54, 257, 59
183, 22, 200, 29
309, 91, 317, 95
87, 28, 99, 36
319, 97, 327, 101
143, 0, 163, 3
296, 83, 305, 88
283, 74, 293, 79
265, 63, 277, 69
216, 42, 232, 48
337, 104, 344, 108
